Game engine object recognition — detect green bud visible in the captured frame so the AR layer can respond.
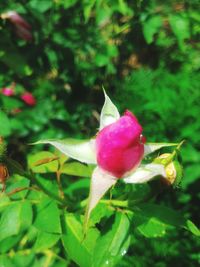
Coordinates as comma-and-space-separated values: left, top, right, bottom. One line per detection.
154, 153, 172, 166
154, 153, 183, 187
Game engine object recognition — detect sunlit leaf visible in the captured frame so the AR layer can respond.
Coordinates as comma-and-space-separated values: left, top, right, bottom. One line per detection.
62, 213, 99, 267
0, 203, 21, 242
93, 212, 131, 267
142, 16, 162, 44
0, 201, 31, 242
185, 220, 200, 237
28, 151, 59, 173
34, 231, 60, 251
0, 111, 11, 137
61, 162, 93, 177
33, 198, 61, 234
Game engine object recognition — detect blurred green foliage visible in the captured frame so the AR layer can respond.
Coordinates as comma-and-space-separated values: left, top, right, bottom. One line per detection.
0, 0, 199, 266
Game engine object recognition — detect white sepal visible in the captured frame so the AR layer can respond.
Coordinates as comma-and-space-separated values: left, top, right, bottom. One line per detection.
34, 138, 96, 164
123, 163, 166, 184
85, 167, 117, 226
144, 143, 178, 156
99, 89, 120, 130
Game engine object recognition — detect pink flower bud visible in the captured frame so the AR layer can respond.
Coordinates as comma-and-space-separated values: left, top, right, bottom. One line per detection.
6, 11, 31, 30
11, 108, 22, 114
21, 92, 36, 106
96, 110, 145, 178
2, 11, 32, 41
1, 87, 14, 96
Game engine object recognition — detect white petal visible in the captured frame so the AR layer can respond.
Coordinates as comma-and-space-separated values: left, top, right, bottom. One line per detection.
144, 143, 178, 156
85, 167, 117, 226
99, 89, 120, 130
123, 163, 166, 184
33, 138, 96, 164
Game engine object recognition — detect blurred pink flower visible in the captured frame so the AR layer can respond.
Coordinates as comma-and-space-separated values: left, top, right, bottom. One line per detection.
12, 108, 22, 114
21, 92, 36, 106
2, 11, 32, 41
6, 11, 31, 29
1, 87, 14, 96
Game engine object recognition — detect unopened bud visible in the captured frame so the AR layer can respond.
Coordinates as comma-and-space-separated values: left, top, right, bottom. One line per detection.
0, 163, 9, 184
154, 153, 172, 165
165, 162, 176, 184
154, 154, 183, 187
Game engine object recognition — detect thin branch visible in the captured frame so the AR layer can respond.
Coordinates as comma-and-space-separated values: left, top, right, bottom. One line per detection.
7, 186, 40, 196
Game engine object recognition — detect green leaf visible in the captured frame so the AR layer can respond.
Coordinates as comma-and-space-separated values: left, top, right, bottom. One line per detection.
0, 50, 29, 76
83, 0, 96, 22
0, 194, 10, 212
0, 255, 14, 267
61, 162, 93, 177
0, 200, 32, 242
64, 178, 90, 197
34, 231, 60, 251
20, 201, 33, 232
144, 142, 178, 156
93, 212, 131, 267
169, 14, 190, 49
132, 204, 198, 237
11, 253, 35, 267
62, 213, 99, 267
89, 203, 114, 227
142, 16, 162, 44
0, 111, 11, 137
1, 97, 23, 110
61, 0, 78, 9
0, 203, 21, 242
29, 0, 53, 12
34, 198, 61, 234
95, 54, 109, 67
185, 220, 200, 237
100, 90, 120, 130
28, 151, 59, 173
181, 164, 200, 189
34, 139, 96, 164
6, 175, 30, 199
0, 234, 23, 253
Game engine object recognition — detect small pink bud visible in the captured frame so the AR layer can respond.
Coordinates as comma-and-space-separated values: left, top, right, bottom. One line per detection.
1, 87, 14, 96
11, 108, 22, 114
21, 92, 36, 106
96, 110, 144, 178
